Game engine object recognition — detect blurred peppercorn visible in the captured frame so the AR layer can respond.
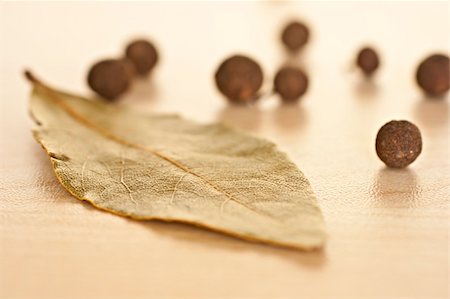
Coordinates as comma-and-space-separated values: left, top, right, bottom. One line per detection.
416, 54, 449, 97
125, 39, 158, 76
87, 59, 131, 100
274, 66, 308, 102
281, 21, 310, 52
356, 47, 380, 76
215, 55, 264, 104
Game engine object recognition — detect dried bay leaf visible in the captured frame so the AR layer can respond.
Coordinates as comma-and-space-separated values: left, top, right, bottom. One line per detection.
26, 71, 326, 250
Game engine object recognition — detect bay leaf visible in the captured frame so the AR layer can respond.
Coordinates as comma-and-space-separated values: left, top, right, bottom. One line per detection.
26, 71, 326, 250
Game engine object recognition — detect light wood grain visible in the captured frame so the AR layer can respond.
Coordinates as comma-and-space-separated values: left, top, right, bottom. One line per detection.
0, 2, 449, 299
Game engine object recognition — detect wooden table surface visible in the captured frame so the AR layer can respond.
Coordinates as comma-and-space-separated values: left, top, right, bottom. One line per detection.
1, 2, 449, 299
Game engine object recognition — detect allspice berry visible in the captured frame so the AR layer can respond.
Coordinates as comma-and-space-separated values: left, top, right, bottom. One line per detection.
215, 55, 263, 103
356, 47, 380, 76
125, 39, 158, 76
416, 54, 450, 96
281, 21, 310, 52
274, 66, 308, 102
87, 59, 131, 100
375, 120, 422, 168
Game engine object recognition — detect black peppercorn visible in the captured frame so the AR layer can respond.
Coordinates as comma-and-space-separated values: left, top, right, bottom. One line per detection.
215, 55, 263, 103
281, 21, 310, 52
356, 47, 380, 76
125, 39, 158, 76
416, 54, 449, 96
274, 66, 308, 102
87, 59, 131, 100
376, 120, 422, 168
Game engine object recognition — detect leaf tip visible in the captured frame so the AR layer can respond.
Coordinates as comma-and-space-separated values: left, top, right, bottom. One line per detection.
24, 69, 41, 86
24, 69, 34, 82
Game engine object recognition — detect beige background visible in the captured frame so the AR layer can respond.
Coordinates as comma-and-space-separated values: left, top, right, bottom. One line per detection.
0, 2, 449, 299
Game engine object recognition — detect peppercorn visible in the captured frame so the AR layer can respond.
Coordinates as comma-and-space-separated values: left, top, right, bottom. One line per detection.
125, 39, 158, 76
274, 66, 308, 102
281, 21, 310, 52
214, 55, 263, 103
356, 47, 380, 76
87, 59, 131, 100
375, 120, 422, 168
416, 54, 449, 96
